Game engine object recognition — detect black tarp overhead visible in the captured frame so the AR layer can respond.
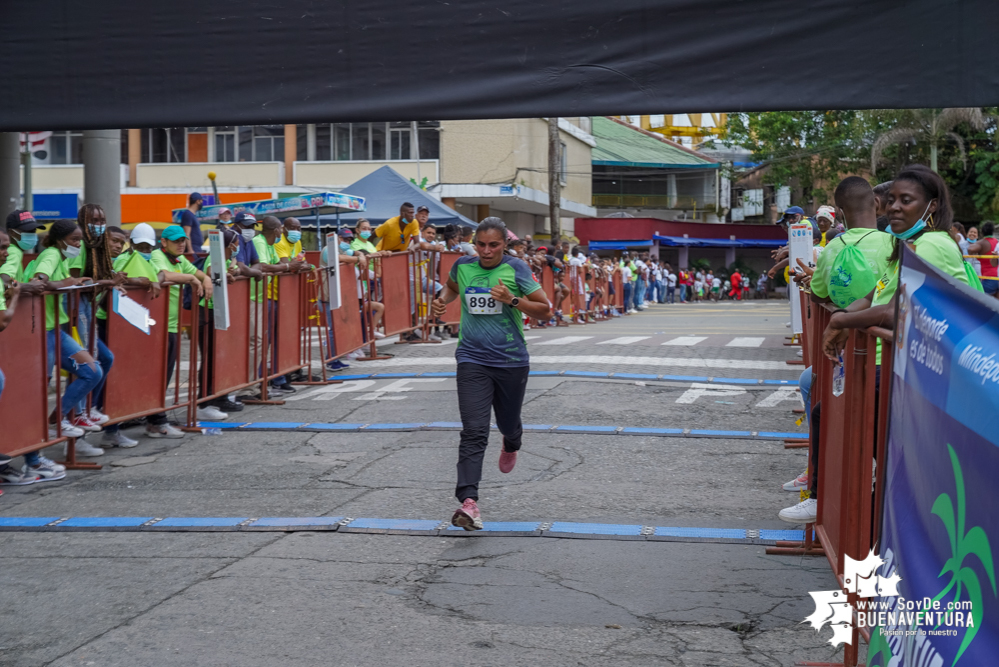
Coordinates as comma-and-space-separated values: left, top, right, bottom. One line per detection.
307, 166, 477, 228
3, 0, 999, 131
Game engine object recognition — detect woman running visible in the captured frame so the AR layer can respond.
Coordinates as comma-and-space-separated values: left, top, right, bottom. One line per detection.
431, 217, 552, 530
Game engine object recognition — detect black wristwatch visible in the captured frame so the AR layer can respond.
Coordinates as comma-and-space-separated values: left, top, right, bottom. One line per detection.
510, 297, 520, 307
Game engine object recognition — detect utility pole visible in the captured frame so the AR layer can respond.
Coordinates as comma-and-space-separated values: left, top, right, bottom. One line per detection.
82, 130, 122, 224
547, 117, 561, 244
411, 121, 421, 185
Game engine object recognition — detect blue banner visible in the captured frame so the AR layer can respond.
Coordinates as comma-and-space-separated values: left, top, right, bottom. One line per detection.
871, 248, 999, 666
31, 193, 79, 220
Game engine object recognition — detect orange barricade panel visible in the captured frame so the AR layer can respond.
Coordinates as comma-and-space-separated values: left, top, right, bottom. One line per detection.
304, 250, 321, 268
541, 267, 555, 308
437, 252, 461, 324
212, 279, 252, 395
273, 274, 303, 377
0, 295, 50, 456
103, 288, 171, 422
613, 273, 624, 309
333, 264, 364, 356
380, 253, 414, 336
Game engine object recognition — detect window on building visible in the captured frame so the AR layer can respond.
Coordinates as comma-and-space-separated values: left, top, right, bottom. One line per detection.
296, 124, 309, 161
215, 126, 237, 162
352, 123, 370, 161
418, 122, 440, 160
252, 125, 284, 161
49, 130, 84, 164
371, 123, 387, 160
142, 128, 186, 163
334, 123, 351, 160
389, 122, 411, 160
560, 141, 568, 185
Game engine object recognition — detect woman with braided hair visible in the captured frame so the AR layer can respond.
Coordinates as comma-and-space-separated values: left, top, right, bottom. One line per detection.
64, 204, 121, 447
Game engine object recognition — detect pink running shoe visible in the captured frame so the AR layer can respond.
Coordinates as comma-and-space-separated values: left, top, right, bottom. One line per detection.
498, 438, 517, 474
451, 498, 483, 531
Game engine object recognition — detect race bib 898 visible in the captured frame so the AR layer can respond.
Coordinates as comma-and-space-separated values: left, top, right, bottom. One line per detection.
464, 286, 502, 315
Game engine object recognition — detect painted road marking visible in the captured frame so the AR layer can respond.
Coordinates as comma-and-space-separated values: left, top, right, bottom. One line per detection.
351, 355, 792, 371
596, 336, 650, 345
726, 337, 765, 347
662, 336, 708, 346
535, 336, 594, 346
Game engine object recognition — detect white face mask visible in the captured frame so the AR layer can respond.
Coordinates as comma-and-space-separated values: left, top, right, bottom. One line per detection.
241, 229, 256, 242
62, 244, 81, 259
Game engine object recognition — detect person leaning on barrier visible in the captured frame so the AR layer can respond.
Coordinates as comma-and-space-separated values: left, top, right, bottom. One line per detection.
778, 177, 895, 523
197, 226, 263, 418
23, 220, 104, 445
233, 212, 261, 271
144, 225, 213, 439
251, 215, 309, 395
1, 210, 46, 295
375, 202, 420, 253
274, 216, 305, 265
966, 220, 998, 300
0, 228, 68, 487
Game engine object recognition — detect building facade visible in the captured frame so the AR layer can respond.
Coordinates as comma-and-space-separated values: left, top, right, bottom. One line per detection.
18, 120, 595, 238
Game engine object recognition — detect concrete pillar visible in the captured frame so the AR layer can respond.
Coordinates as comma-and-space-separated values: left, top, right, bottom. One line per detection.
475, 204, 490, 222
0, 132, 20, 221
128, 129, 141, 187
667, 173, 677, 208
284, 124, 296, 185
725, 246, 736, 268
678, 246, 689, 269
442, 197, 456, 210
83, 130, 122, 225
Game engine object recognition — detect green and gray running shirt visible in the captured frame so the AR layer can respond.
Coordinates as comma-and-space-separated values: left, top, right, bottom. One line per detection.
449, 255, 542, 367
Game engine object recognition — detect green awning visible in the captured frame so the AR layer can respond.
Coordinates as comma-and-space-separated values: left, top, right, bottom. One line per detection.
591, 117, 719, 169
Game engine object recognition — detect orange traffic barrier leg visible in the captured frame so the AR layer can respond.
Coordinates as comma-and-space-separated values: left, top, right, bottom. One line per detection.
784, 438, 809, 449
766, 522, 825, 557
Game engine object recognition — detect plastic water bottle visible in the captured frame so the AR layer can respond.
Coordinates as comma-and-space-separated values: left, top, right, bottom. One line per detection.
203, 428, 223, 436
832, 354, 845, 397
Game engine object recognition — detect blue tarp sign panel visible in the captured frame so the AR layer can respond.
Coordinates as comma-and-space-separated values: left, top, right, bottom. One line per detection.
32, 193, 79, 220
871, 250, 999, 666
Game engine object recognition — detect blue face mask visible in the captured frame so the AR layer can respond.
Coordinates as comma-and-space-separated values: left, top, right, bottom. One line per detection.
15, 232, 37, 250
360, 230, 372, 240
138, 251, 152, 261
888, 202, 932, 240
287, 230, 302, 243
339, 242, 353, 255
91, 224, 106, 236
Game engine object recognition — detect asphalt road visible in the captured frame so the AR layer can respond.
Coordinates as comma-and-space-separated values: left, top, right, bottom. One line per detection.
0, 300, 859, 666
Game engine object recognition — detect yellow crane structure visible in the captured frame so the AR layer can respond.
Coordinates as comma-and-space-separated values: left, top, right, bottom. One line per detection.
622, 114, 728, 146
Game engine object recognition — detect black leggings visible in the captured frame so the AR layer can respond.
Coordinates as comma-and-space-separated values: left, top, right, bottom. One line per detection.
455, 362, 530, 501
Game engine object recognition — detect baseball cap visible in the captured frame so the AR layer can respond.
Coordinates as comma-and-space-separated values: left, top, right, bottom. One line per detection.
536, 246, 549, 252
190, 192, 203, 203
218, 207, 232, 216
417, 205, 430, 213
815, 205, 836, 222
234, 212, 257, 226
130, 223, 157, 247
5, 209, 42, 231
337, 228, 354, 238
161, 225, 188, 241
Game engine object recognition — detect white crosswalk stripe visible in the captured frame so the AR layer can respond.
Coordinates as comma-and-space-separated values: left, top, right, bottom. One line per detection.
726, 337, 765, 347
524, 335, 541, 341
662, 336, 708, 346
534, 336, 593, 346
596, 336, 650, 345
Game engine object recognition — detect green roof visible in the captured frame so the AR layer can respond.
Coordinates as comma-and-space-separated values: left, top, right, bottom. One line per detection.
591, 116, 719, 169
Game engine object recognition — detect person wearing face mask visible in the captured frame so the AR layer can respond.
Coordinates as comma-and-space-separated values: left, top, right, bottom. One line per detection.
822, 165, 979, 365
197, 227, 263, 416
146, 225, 213, 438
275, 217, 306, 266
232, 212, 262, 270
252, 216, 307, 395
27, 220, 104, 449
967, 220, 999, 299
180, 192, 206, 253
216, 208, 233, 228
1, 210, 46, 295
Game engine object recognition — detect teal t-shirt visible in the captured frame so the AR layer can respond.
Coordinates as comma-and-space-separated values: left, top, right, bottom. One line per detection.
449, 255, 541, 367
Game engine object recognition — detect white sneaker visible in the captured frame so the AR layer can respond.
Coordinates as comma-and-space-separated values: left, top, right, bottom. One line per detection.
34, 456, 66, 474
373, 331, 385, 339
49, 420, 85, 439
778, 497, 817, 524
428, 333, 442, 342
88, 408, 110, 425
197, 406, 228, 421
71, 440, 105, 457
145, 423, 184, 439
782, 470, 808, 492
101, 431, 139, 448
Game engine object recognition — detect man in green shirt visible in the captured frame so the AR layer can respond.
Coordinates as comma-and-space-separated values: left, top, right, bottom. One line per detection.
146, 225, 212, 438
251, 216, 305, 395
1, 210, 45, 295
